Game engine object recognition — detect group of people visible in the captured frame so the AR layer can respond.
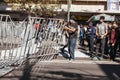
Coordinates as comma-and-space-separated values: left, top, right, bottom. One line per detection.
79, 16, 120, 61
33, 16, 120, 61
62, 16, 120, 61
34, 19, 64, 44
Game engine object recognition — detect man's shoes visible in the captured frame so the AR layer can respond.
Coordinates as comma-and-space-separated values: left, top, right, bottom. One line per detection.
98, 57, 104, 60
69, 58, 75, 62
91, 56, 98, 61
69, 59, 74, 62
60, 48, 64, 53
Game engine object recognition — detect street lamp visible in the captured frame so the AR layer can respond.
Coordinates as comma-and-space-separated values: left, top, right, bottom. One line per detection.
67, 0, 72, 22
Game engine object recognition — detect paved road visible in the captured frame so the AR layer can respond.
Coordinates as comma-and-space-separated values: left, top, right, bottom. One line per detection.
0, 44, 120, 80
0, 59, 120, 80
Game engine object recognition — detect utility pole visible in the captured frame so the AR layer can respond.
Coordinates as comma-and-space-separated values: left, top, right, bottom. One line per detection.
67, 0, 71, 22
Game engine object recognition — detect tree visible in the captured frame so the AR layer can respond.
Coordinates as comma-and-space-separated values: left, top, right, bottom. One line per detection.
4, 0, 61, 17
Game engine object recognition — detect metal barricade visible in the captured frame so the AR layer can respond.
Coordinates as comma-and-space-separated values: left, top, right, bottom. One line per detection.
0, 14, 65, 77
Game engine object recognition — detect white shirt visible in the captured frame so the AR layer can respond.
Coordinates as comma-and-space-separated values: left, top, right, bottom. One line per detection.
96, 22, 107, 35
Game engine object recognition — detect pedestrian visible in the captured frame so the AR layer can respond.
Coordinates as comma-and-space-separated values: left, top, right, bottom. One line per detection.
83, 24, 88, 47
108, 21, 117, 61
96, 16, 108, 60
63, 16, 78, 61
86, 22, 96, 60
51, 20, 57, 41
104, 22, 112, 56
46, 20, 53, 40
79, 24, 85, 47
114, 21, 120, 61
34, 20, 42, 44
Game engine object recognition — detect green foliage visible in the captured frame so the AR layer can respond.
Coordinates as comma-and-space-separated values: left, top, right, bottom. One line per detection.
4, 0, 61, 17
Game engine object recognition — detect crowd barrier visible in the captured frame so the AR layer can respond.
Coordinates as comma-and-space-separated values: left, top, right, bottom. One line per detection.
0, 14, 65, 77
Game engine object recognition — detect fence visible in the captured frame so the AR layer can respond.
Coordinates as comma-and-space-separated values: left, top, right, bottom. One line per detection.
0, 14, 65, 77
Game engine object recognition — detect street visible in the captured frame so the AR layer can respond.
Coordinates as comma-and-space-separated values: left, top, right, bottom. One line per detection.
0, 56, 120, 80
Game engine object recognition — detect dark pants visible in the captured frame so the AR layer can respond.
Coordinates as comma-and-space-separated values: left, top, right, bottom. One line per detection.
68, 38, 77, 60
96, 38, 106, 57
104, 37, 109, 54
52, 32, 56, 41
79, 36, 84, 46
63, 43, 68, 49
35, 31, 42, 43
109, 43, 115, 60
114, 40, 120, 60
88, 36, 94, 53
117, 41, 120, 52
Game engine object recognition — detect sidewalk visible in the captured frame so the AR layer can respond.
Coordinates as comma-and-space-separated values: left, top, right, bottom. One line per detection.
0, 45, 120, 80
58, 45, 120, 62
57, 44, 90, 59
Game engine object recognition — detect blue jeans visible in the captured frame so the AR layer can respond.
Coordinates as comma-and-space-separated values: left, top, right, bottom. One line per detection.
68, 38, 77, 60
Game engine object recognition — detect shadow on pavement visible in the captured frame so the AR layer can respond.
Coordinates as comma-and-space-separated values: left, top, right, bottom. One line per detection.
36, 71, 108, 80
0, 71, 108, 80
99, 64, 120, 80
0, 47, 120, 80
39, 71, 83, 80
19, 54, 32, 80
1, 62, 120, 80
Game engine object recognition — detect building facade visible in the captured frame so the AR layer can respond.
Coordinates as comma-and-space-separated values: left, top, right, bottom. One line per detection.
59, 0, 120, 21
0, 0, 120, 21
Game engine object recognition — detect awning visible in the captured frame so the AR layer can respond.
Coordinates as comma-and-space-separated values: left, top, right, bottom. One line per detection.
87, 13, 115, 22
93, 14, 115, 21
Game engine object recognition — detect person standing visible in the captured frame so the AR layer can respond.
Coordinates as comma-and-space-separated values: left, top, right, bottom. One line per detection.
34, 21, 42, 44
46, 20, 53, 40
104, 22, 112, 55
64, 16, 78, 61
87, 22, 96, 59
108, 21, 117, 61
79, 24, 85, 47
114, 21, 120, 61
96, 16, 108, 60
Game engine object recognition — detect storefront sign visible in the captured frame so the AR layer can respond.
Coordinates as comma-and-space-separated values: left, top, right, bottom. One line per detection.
107, 0, 119, 11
